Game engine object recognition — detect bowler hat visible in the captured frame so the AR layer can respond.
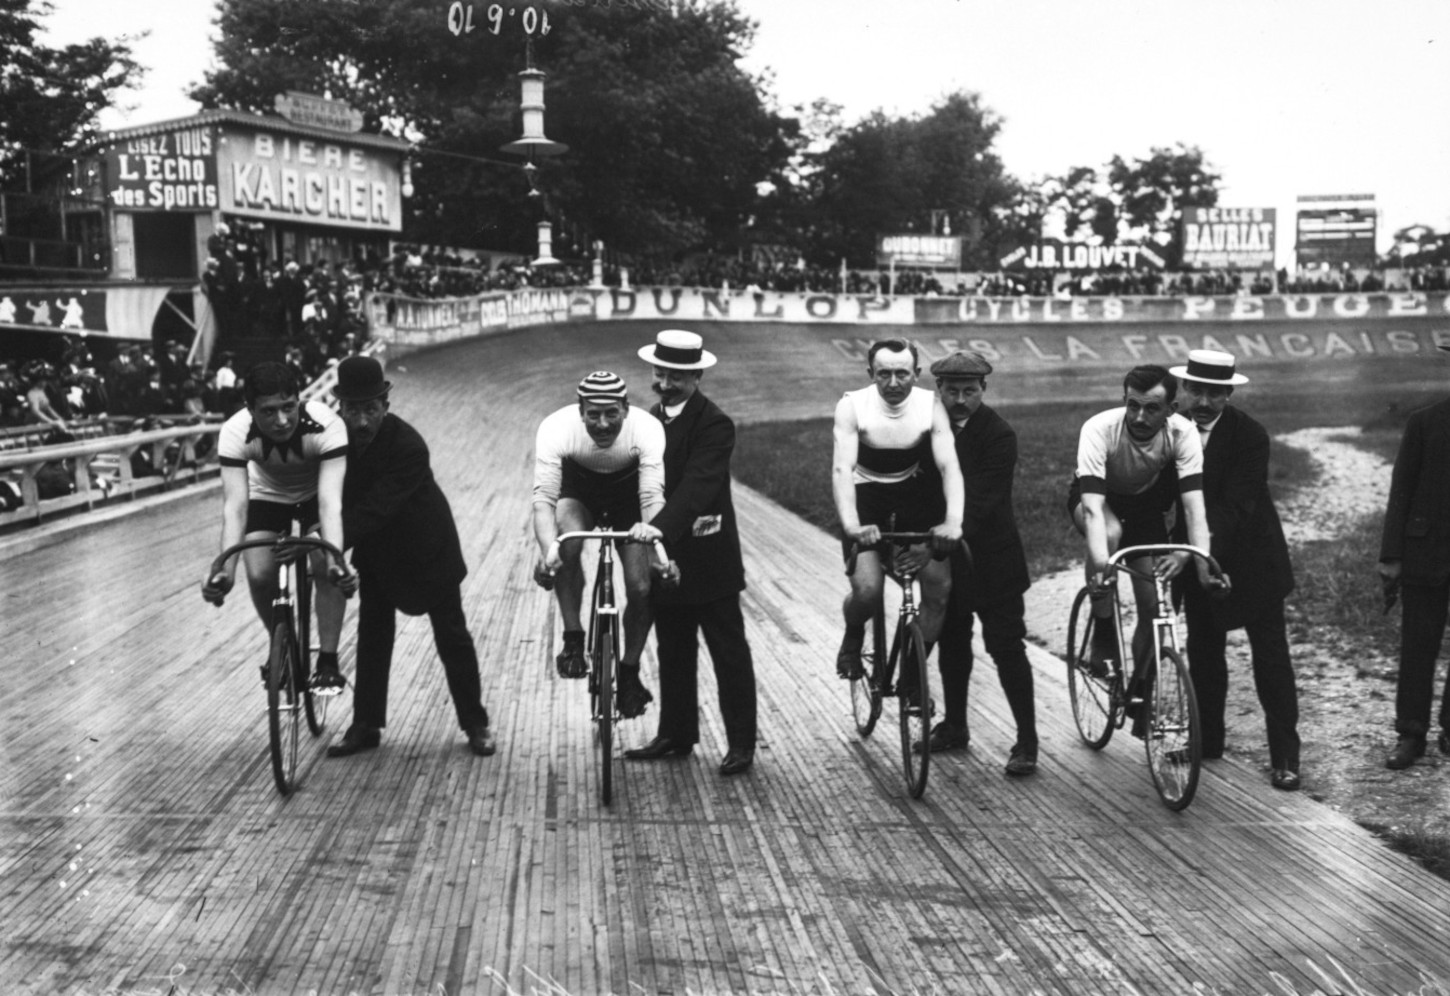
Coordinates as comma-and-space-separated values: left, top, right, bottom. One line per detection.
332, 355, 391, 402
638, 329, 717, 370
1170, 349, 1249, 386
930, 350, 993, 380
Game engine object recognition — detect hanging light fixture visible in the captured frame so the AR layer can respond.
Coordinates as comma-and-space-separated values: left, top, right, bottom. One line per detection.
501, 67, 568, 160
533, 221, 560, 266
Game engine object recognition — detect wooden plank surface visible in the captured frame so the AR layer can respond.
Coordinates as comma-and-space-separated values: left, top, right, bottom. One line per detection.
3, 322, 1450, 995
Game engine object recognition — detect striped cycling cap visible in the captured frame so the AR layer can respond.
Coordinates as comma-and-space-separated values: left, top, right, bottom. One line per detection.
576, 370, 628, 403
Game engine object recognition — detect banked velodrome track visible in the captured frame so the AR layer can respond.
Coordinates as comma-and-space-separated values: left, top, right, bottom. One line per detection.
3, 317, 1450, 995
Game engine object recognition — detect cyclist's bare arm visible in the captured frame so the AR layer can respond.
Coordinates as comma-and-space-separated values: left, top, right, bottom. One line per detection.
1169, 488, 1214, 584
315, 456, 355, 591
927, 400, 963, 549
532, 501, 562, 573
1078, 490, 1113, 587
206, 464, 251, 596
832, 396, 877, 546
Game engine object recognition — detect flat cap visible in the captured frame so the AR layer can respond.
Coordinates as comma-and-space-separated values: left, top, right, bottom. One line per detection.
930, 350, 993, 380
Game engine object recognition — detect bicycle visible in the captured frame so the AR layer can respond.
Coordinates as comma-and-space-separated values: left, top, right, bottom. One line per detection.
1065, 543, 1227, 811
207, 533, 353, 796
546, 528, 673, 806
845, 531, 960, 799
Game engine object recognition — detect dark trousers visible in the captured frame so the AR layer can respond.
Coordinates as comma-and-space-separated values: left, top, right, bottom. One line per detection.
353, 581, 489, 733
1183, 587, 1300, 769
1395, 579, 1450, 738
937, 586, 1037, 749
652, 594, 757, 752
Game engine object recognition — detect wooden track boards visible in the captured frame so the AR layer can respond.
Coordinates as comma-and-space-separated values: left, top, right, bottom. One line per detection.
2, 326, 1449, 995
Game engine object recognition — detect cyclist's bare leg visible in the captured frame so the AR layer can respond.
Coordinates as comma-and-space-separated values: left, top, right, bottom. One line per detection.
1071, 502, 1123, 623
618, 543, 654, 667
552, 499, 591, 632
843, 550, 886, 630
310, 549, 344, 655
916, 556, 952, 644
240, 531, 283, 628
1126, 556, 1158, 676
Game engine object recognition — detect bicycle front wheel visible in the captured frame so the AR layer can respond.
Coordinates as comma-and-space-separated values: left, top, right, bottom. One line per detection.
267, 617, 303, 796
1067, 586, 1119, 749
1145, 645, 1201, 811
898, 621, 931, 799
850, 610, 886, 737
297, 562, 328, 737
592, 618, 616, 806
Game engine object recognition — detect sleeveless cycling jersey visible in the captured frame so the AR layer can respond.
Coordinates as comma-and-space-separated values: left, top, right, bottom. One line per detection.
845, 385, 936, 485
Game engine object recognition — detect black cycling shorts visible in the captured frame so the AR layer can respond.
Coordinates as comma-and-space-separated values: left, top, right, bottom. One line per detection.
1066, 473, 1176, 549
841, 476, 946, 561
245, 496, 320, 535
559, 461, 642, 530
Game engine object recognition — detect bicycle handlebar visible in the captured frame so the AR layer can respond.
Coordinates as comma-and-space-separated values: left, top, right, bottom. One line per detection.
208, 535, 350, 581
844, 533, 971, 577
1106, 544, 1226, 581
550, 531, 672, 571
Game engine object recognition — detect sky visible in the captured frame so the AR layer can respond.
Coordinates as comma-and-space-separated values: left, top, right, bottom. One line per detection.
38, 0, 1450, 269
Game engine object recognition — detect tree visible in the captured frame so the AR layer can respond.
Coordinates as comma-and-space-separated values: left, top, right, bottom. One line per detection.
192, 0, 796, 259
799, 90, 1017, 269
0, 0, 143, 178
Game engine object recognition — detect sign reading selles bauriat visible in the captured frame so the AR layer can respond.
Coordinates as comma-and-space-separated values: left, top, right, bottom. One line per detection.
1180, 207, 1276, 269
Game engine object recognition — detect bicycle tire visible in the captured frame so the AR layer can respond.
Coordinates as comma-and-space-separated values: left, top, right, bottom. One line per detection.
1145, 645, 1201, 811
594, 616, 615, 807
267, 617, 302, 796
898, 621, 931, 799
297, 560, 328, 737
850, 608, 886, 737
1066, 586, 1119, 749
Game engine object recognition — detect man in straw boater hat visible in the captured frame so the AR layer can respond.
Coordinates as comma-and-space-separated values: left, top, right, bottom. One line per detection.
625, 329, 758, 776
1169, 349, 1301, 790
324, 355, 497, 758
1379, 343, 1450, 771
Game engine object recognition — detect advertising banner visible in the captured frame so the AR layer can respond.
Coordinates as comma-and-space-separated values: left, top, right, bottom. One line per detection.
217, 126, 402, 232
103, 125, 219, 212
1296, 207, 1377, 268
1181, 207, 1276, 269
999, 240, 1166, 270
876, 234, 962, 269
0, 285, 168, 340
915, 292, 1450, 325
584, 287, 918, 324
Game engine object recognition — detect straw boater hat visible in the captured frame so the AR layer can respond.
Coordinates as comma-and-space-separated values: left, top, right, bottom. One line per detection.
1170, 349, 1249, 386
638, 329, 717, 370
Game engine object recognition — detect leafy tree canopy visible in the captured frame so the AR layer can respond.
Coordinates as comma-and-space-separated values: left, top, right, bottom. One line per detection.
0, 0, 143, 170
193, 0, 797, 259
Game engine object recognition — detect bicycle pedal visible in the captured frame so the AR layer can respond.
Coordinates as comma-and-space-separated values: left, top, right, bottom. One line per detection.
310, 685, 346, 698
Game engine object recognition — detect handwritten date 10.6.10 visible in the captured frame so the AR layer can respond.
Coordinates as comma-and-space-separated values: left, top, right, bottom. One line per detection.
447, 3, 552, 37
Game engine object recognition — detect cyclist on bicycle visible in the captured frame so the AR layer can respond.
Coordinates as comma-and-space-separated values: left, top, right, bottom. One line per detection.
832, 338, 963, 703
532, 370, 666, 718
201, 360, 357, 688
1070, 364, 1217, 682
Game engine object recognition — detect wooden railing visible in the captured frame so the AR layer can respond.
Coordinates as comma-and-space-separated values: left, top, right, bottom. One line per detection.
0, 417, 223, 530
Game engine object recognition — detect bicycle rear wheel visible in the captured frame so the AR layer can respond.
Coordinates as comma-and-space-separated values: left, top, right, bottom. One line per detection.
297, 561, 328, 737
267, 617, 303, 796
1067, 586, 1119, 749
850, 609, 886, 737
898, 621, 931, 799
591, 616, 616, 807
1145, 645, 1201, 811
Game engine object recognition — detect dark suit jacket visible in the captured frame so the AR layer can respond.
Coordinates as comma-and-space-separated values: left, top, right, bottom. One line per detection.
1380, 397, 1450, 586
952, 402, 1029, 606
649, 389, 746, 606
342, 412, 467, 616
1174, 404, 1294, 629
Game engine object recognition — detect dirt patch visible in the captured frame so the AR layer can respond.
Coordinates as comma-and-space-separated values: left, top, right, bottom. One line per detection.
1023, 429, 1450, 844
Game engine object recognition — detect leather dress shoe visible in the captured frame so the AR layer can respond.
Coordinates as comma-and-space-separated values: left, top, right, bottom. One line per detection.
914, 721, 969, 754
719, 748, 754, 776
1270, 768, 1301, 791
1004, 744, 1038, 777
623, 736, 693, 760
466, 725, 496, 757
1385, 736, 1426, 770
326, 724, 380, 757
